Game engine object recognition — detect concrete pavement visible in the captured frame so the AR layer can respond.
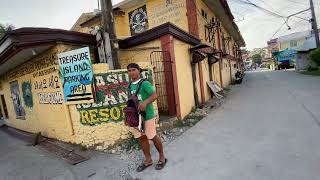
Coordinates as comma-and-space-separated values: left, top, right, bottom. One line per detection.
133, 70, 320, 180
0, 129, 129, 180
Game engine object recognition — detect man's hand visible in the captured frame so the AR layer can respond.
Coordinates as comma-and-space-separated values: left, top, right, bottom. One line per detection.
138, 102, 147, 112
137, 92, 157, 112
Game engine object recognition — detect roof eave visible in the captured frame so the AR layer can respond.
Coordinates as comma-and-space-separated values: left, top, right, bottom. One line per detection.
118, 22, 200, 49
0, 28, 97, 66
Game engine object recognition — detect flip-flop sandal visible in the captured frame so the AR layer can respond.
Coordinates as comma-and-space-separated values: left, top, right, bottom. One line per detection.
136, 162, 153, 172
155, 158, 168, 170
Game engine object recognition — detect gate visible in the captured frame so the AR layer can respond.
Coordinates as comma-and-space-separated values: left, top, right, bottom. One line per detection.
150, 51, 176, 115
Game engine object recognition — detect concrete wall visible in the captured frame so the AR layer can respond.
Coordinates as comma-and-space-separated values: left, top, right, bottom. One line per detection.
280, 38, 306, 51
213, 62, 222, 87
77, 0, 188, 39
0, 44, 155, 150
296, 52, 310, 71
173, 39, 195, 119
115, 0, 189, 38
0, 44, 94, 141
173, 39, 224, 118
201, 59, 212, 102
221, 59, 231, 86
67, 64, 131, 150
118, 39, 161, 68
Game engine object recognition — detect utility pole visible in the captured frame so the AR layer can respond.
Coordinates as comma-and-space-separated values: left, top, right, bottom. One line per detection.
310, 0, 320, 48
100, 0, 120, 69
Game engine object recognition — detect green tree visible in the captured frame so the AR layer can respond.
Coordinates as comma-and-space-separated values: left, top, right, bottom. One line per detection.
252, 54, 262, 65
0, 23, 14, 38
308, 48, 320, 66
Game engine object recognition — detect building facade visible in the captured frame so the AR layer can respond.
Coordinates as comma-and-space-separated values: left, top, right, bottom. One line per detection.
0, 0, 245, 150
72, 0, 245, 117
271, 30, 319, 69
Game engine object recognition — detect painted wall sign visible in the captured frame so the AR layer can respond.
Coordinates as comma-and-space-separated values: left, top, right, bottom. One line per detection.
276, 49, 297, 62
5, 53, 57, 81
34, 75, 60, 91
148, 1, 185, 27
33, 66, 57, 78
58, 47, 94, 104
22, 81, 33, 108
38, 92, 63, 104
129, 5, 149, 35
10, 81, 25, 119
77, 69, 153, 126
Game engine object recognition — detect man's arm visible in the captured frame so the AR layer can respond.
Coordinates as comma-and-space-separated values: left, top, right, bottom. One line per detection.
138, 92, 157, 112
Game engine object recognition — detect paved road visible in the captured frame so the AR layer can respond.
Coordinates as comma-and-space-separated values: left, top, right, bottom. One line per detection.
133, 70, 320, 180
0, 127, 126, 180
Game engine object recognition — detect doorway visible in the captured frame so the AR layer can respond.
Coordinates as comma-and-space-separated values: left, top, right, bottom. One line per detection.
150, 51, 176, 116
0, 95, 9, 119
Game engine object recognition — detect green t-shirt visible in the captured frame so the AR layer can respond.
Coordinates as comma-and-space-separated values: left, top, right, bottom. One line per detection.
129, 79, 156, 121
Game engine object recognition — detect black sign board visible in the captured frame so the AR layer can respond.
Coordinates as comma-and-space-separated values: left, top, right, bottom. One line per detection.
129, 5, 149, 35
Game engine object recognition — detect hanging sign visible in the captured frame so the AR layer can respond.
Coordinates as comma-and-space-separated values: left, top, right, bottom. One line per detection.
58, 47, 94, 104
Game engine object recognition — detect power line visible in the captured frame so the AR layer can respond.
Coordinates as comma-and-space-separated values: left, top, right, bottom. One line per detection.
270, 21, 287, 39
234, 0, 285, 18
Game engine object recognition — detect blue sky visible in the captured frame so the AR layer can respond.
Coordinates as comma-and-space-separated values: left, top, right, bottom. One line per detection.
0, 0, 319, 49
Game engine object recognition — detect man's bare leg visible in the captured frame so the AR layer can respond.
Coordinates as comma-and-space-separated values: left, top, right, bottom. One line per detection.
139, 135, 152, 164
152, 135, 165, 162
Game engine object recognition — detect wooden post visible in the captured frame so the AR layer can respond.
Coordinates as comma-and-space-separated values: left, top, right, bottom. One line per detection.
100, 0, 120, 69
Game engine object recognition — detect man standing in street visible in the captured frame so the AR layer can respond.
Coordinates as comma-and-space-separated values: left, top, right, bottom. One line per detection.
127, 63, 167, 172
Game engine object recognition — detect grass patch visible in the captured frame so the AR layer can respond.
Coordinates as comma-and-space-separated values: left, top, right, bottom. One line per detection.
173, 108, 207, 128
224, 86, 231, 91
301, 69, 320, 76
80, 145, 88, 151
121, 136, 140, 151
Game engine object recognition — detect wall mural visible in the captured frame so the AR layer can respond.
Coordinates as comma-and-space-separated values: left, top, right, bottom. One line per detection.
10, 80, 25, 119
58, 47, 94, 104
129, 5, 149, 35
22, 81, 33, 108
77, 69, 153, 126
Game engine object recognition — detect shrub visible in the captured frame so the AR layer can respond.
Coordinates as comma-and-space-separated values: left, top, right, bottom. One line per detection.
307, 66, 318, 72
308, 48, 320, 66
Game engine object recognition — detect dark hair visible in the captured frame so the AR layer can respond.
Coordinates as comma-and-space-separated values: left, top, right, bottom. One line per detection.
127, 63, 141, 71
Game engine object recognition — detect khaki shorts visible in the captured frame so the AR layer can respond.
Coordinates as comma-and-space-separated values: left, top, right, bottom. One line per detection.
129, 117, 157, 140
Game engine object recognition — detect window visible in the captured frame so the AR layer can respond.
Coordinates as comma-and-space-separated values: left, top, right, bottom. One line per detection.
201, 9, 208, 19
290, 40, 298, 47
